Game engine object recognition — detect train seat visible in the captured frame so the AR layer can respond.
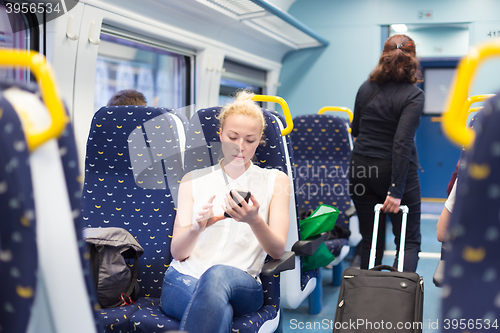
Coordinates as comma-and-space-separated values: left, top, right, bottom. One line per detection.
291, 114, 354, 281
442, 93, 500, 325
81, 105, 186, 332
0, 86, 38, 333
270, 111, 324, 311
0, 83, 98, 333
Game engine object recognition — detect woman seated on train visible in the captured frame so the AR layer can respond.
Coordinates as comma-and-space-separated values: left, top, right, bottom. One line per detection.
437, 178, 457, 242
159, 90, 290, 333
436, 110, 484, 242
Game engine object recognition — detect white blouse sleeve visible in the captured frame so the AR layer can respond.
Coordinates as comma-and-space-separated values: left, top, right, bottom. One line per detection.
444, 179, 458, 213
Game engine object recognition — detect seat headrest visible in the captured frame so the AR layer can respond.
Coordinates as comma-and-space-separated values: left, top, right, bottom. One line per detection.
292, 114, 351, 160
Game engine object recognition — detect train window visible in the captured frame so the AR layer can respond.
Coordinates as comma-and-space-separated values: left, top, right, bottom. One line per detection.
219, 59, 266, 105
0, 3, 39, 83
423, 67, 457, 114
94, 33, 192, 112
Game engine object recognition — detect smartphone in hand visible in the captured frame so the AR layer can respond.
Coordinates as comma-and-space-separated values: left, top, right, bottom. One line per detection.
224, 190, 251, 218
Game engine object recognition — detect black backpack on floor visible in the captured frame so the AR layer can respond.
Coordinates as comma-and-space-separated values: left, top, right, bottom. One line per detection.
83, 227, 144, 308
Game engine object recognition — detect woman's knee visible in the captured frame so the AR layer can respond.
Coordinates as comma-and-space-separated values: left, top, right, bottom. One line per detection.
197, 265, 260, 299
197, 265, 236, 292
201, 265, 231, 281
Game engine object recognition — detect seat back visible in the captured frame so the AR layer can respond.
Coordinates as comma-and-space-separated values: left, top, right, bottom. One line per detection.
82, 106, 185, 298
0, 87, 38, 333
0, 83, 98, 333
291, 114, 352, 228
442, 93, 500, 324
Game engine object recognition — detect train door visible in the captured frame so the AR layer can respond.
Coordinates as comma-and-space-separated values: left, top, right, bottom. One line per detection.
416, 59, 462, 199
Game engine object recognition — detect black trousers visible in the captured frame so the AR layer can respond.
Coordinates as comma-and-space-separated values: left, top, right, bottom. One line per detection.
349, 153, 421, 272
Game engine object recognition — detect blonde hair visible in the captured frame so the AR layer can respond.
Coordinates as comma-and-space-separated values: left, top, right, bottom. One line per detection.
217, 90, 266, 143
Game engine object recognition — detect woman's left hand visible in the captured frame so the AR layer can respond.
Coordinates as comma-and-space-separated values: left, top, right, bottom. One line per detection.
223, 190, 261, 225
382, 195, 401, 214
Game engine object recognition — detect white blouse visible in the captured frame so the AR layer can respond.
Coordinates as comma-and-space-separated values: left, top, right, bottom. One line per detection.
170, 161, 278, 279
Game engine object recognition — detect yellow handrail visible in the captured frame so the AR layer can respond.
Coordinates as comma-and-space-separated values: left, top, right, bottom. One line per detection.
462, 94, 495, 120
468, 106, 483, 114
0, 50, 68, 151
317, 106, 353, 123
442, 40, 500, 148
253, 95, 293, 136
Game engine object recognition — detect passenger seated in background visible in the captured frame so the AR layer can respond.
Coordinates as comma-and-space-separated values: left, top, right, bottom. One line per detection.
436, 110, 484, 242
107, 89, 147, 106
437, 179, 457, 242
159, 90, 290, 333
349, 34, 424, 272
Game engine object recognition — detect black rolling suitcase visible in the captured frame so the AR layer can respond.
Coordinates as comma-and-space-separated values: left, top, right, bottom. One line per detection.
333, 204, 424, 333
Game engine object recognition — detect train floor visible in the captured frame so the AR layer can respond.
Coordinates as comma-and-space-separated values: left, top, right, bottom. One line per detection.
281, 201, 444, 332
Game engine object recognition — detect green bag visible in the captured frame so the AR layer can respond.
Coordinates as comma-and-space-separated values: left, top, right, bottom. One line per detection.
302, 243, 335, 271
299, 204, 339, 240
299, 204, 339, 271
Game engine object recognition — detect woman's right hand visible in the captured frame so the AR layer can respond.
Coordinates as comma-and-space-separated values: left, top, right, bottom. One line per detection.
381, 195, 401, 214
193, 194, 224, 232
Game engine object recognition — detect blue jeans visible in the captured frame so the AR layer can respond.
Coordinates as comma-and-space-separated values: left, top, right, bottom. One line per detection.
160, 265, 264, 333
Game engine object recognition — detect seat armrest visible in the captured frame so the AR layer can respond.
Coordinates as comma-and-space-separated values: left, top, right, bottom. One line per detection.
291, 232, 327, 256
433, 259, 445, 287
345, 205, 356, 219
261, 251, 295, 276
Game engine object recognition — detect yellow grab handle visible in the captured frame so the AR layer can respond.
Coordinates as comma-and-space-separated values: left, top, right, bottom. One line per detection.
462, 94, 495, 119
317, 106, 353, 123
468, 106, 484, 114
0, 50, 68, 151
318, 106, 353, 133
252, 95, 293, 136
442, 40, 500, 148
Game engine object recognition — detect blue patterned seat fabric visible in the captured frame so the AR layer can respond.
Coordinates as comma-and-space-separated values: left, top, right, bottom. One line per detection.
0, 91, 38, 333
81, 105, 184, 332
291, 114, 351, 257
442, 94, 500, 328
1, 83, 101, 332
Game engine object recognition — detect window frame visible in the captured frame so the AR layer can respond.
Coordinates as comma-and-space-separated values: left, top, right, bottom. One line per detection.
98, 25, 195, 110
0, 2, 40, 83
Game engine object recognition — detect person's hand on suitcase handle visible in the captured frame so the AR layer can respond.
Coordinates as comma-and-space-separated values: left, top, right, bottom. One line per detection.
381, 195, 401, 213
373, 204, 409, 272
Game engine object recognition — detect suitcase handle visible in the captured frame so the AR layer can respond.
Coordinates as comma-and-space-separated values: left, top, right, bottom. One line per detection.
370, 265, 398, 272
369, 204, 409, 272
374, 203, 409, 214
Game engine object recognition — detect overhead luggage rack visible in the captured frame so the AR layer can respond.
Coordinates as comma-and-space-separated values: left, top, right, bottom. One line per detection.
195, 0, 329, 49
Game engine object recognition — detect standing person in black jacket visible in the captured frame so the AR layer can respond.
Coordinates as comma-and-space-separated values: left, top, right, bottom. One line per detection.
349, 34, 424, 272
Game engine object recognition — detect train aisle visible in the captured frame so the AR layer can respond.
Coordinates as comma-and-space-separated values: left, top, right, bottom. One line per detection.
282, 202, 444, 333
